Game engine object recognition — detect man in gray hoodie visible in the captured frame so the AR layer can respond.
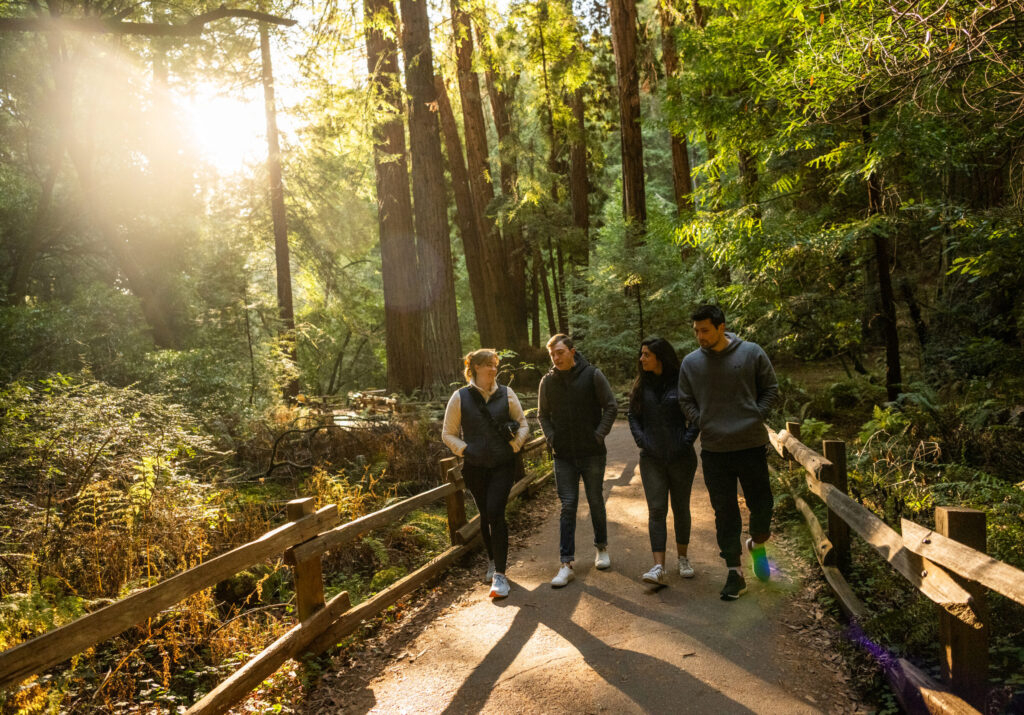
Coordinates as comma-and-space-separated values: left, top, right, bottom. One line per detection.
678, 305, 779, 600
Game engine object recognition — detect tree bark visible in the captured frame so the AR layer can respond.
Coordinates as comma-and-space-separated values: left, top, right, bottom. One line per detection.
451, 0, 509, 347
658, 0, 693, 213
435, 74, 491, 347
0, 8, 296, 35
479, 27, 529, 351
534, 241, 557, 336
738, 147, 759, 215
364, 0, 425, 394
399, 0, 461, 386
530, 252, 541, 347
260, 24, 299, 399
608, 0, 646, 244
569, 88, 590, 259
860, 102, 901, 401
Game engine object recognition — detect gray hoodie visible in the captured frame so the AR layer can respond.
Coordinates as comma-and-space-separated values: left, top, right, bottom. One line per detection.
677, 332, 779, 452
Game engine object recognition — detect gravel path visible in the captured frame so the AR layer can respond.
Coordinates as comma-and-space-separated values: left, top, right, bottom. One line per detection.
305, 421, 868, 714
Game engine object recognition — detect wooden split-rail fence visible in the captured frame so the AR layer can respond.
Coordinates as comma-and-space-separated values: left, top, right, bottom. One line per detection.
0, 435, 552, 714
771, 421, 1024, 715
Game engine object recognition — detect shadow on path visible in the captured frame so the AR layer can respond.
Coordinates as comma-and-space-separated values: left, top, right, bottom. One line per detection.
440, 577, 754, 715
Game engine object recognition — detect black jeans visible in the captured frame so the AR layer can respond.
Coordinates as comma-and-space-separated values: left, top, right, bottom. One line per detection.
639, 449, 697, 553
700, 445, 774, 568
462, 459, 516, 573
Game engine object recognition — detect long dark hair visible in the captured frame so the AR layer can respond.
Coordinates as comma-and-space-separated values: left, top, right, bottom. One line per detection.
628, 337, 681, 412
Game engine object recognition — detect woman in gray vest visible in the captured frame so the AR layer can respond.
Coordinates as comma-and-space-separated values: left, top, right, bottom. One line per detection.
442, 349, 530, 599
627, 337, 699, 586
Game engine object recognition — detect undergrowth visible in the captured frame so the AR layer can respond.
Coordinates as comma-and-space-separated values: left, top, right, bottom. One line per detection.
776, 370, 1024, 713
0, 371, 499, 713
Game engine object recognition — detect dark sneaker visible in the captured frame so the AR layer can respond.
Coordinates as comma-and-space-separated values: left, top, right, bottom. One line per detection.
747, 538, 770, 582
720, 570, 747, 601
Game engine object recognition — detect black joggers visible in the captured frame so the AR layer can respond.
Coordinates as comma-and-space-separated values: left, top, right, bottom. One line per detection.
700, 445, 774, 568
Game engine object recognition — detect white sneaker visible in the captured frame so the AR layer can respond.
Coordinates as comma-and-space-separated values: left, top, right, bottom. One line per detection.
595, 549, 611, 570
483, 559, 495, 584
551, 564, 575, 587
489, 573, 510, 599
642, 564, 666, 585
678, 556, 695, 578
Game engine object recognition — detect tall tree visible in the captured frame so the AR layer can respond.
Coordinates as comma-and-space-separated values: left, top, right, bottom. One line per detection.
364, 0, 425, 393
658, 0, 693, 213
398, 0, 461, 385
478, 17, 529, 351
860, 103, 901, 401
435, 72, 491, 348
568, 87, 590, 258
608, 0, 646, 244
260, 23, 299, 398
451, 0, 510, 348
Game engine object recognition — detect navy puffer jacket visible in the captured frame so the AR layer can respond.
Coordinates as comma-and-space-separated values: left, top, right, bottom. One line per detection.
627, 375, 699, 461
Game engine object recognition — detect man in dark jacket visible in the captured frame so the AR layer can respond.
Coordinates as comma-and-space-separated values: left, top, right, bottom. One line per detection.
538, 334, 618, 587
678, 305, 779, 601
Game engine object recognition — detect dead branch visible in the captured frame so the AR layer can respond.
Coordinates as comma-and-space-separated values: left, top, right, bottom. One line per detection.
0, 6, 296, 35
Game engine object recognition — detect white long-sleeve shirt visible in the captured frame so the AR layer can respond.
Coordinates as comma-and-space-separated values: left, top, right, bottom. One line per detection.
441, 381, 530, 457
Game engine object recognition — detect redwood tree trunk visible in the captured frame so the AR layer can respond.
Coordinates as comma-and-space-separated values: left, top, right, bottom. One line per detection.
364, 0, 425, 393
608, 0, 646, 244
568, 88, 590, 267
260, 23, 299, 399
435, 74, 491, 347
658, 0, 693, 213
534, 241, 557, 336
451, 0, 509, 347
399, 0, 461, 386
481, 44, 529, 351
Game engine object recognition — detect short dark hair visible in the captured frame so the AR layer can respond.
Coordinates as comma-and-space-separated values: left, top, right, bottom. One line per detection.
546, 333, 574, 350
691, 304, 725, 327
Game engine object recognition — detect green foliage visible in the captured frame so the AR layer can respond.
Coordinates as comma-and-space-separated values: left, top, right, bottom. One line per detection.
0, 285, 155, 385
571, 207, 709, 377
0, 372, 215, 600
797, 417, 832, 445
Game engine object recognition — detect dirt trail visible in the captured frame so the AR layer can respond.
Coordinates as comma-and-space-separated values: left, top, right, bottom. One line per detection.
308, 422, 866, 714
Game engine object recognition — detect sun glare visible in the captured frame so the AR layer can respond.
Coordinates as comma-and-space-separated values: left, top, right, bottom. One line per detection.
180, 87, 268, 175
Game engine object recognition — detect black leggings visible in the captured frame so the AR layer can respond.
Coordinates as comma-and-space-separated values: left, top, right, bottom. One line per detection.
462, 459, 517, 573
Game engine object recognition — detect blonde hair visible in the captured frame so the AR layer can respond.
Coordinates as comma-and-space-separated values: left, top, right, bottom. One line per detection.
463, 349, 499, 383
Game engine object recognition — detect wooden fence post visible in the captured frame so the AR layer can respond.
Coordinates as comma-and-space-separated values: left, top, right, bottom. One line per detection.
784, 421, 801, 462
286, 498, 326, 622
440, 457, 467, 544
821, 440, 851, 573
935, 506, 988, 709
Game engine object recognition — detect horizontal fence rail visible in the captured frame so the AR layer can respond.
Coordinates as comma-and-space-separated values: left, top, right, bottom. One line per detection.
769, 421, 1024, 714
0, 430, 552, 714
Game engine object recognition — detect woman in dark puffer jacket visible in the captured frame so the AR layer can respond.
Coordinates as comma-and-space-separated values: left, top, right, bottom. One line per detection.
627, 338, 700, 586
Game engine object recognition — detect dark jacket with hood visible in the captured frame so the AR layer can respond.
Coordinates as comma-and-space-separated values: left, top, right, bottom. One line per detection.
538, 352, 618, 459
627, 374, 699, 462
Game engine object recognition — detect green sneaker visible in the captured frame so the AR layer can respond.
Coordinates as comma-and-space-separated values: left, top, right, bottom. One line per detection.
746, 538, 770, 582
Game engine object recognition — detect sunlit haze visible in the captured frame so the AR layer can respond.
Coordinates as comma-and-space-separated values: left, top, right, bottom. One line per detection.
180, 86, 267, 175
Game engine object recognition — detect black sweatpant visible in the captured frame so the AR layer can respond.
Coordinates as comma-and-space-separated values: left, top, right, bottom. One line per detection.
462, 459, 517, 573
700, 445, 774, 568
